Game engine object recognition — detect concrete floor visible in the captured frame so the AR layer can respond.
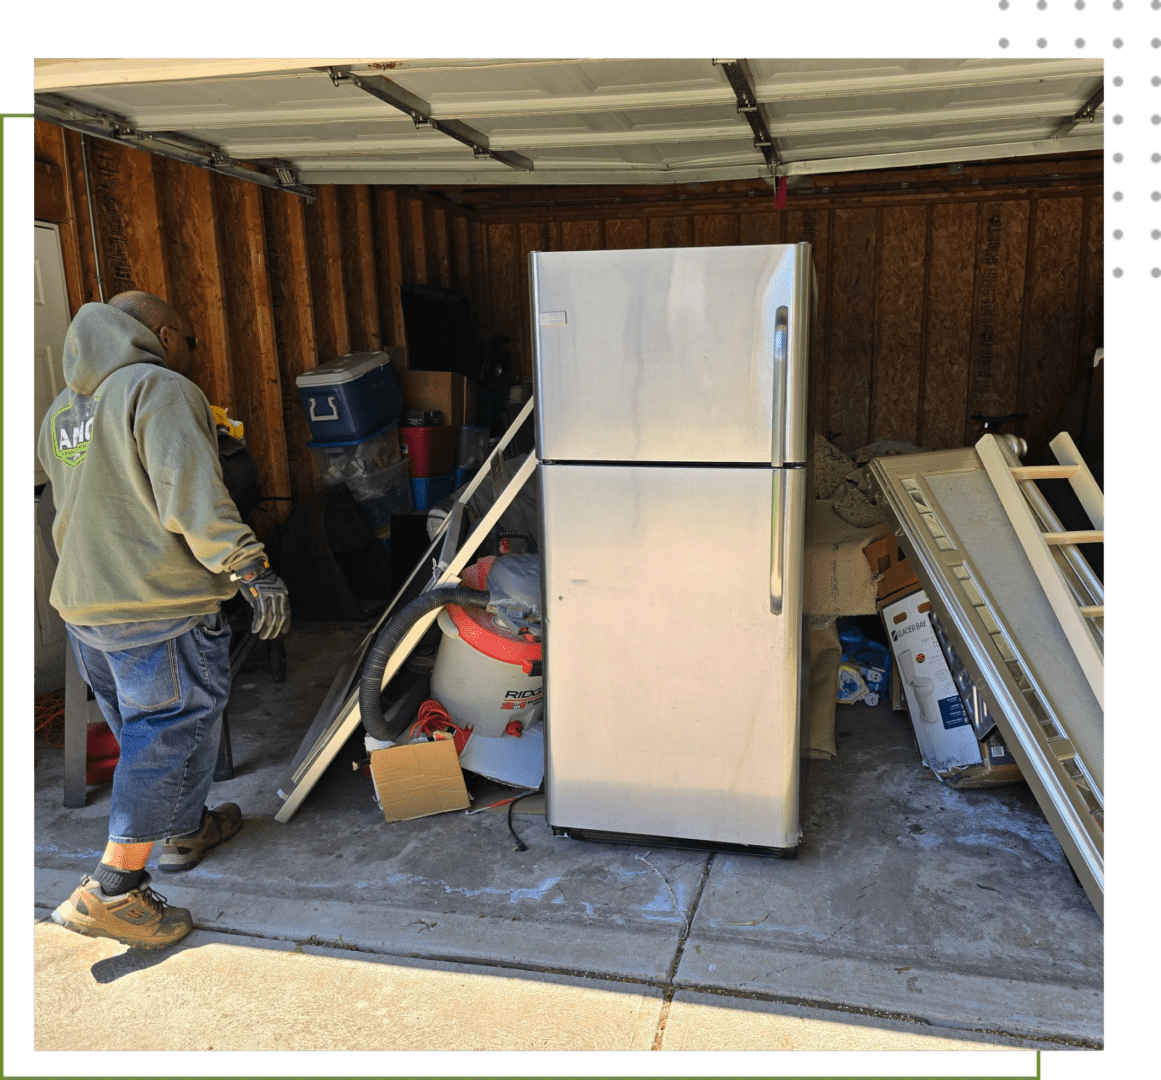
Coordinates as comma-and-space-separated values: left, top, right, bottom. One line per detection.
28, 621, 1102, 1056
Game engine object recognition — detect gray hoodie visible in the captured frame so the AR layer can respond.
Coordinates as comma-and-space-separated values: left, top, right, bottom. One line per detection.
37, 303, 265, 625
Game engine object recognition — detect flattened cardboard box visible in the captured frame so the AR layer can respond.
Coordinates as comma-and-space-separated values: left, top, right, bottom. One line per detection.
370, 738, 470, 822
880, 588, 1023, 788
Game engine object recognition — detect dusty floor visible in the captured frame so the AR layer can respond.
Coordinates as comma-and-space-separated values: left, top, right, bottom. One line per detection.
29, 620, 1102, 1055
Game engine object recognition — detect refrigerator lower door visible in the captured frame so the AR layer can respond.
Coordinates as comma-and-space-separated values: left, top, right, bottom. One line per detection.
541, 463, 806, 850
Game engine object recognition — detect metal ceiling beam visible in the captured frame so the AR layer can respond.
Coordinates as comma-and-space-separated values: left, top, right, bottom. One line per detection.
714, 59, 779, 171
34, 58, 393, 92
1051, 81, 1105, 140
34, 93, 315, 200
324, 66, 533, 172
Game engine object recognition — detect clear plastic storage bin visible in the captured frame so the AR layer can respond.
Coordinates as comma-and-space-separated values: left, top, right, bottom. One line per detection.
310, 421, 401, 485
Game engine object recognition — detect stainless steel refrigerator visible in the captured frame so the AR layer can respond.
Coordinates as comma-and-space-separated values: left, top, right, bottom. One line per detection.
531, 243, 813, 855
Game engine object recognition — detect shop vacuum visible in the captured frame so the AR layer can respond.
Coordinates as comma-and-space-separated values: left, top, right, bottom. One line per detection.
358, 552, 543, 751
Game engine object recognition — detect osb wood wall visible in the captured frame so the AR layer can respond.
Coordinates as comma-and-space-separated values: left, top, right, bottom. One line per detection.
35, 118, 1102, 539
457, 153, 1103, 459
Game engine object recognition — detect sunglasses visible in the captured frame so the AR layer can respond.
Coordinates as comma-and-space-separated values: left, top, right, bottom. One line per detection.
163, 325, 197, 352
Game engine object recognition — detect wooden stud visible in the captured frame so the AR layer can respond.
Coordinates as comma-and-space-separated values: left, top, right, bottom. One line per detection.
828, 208, 877, 451
407, 197, 428, 283
302, 184, 350, 366
433, 206, 452, 289
966, 200, 1029, 441
451, 213, 473, 298
371, 188, 408, 356
870, 204, 927, 444
920, 201, 976, 449
486, 223, 521, 376
212, 172, 293, 538
739, 211, 782, 245
337, 185, 381, 354
1016, 197, 1084, 455
262, 186, 322, 501
152, 155, 234, 409
469, 218, 490, 334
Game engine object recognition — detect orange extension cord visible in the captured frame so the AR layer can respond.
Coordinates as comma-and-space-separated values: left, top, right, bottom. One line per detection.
34, 691, 66, 748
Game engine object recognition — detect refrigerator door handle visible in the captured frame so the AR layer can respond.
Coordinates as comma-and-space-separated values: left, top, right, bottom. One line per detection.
770, 470, 786, 615
770, 469, 808, 613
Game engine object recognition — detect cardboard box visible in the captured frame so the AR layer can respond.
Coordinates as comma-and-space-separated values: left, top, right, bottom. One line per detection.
881, 588, 1024, 787
943, 729, 1024, 789
369, 738, 470, 822
397, 370, 475, 427
862, 533, 920, 603
881, 589, 980, 774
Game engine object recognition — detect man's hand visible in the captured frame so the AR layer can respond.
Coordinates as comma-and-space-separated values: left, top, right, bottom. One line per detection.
230, 559, 291, 640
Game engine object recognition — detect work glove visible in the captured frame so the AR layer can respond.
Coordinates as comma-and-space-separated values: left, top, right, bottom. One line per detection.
230, 558, 291, 640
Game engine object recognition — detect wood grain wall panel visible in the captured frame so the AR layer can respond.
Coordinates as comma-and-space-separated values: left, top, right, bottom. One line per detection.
785, 210, 830, 440
152, 157, 233, 410
262, 188, 321, 500
827, 208, 878, 450
921, 202, 977, 448
605, 217, 647, 249
336, 185, 381, 354
433, 206, 452, 289
1073, 194, 1104, 382
451, 213, 473, 299
967, 200, 1030, 432
561, 219, 603, 251
486, 223, 522, 375
371, 189, 408, 353
739, 211, 783, 245
693, 213, 739, 247
302, 185, 350, 366
406, 197, 427, 283
871, 205, 927, 443
213, 174, 292, 537
1017, 196, 1085, 455
648, 215, 692, 248
469, 219, 490, 336
514, 222, 557, 379
86, 139, 170, 301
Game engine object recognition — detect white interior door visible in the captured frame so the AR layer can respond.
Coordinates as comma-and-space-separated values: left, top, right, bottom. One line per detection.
34, 222, 71, 692
35, 223, 72, 486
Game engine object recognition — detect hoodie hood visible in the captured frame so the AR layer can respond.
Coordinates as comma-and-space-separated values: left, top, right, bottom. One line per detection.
63, 303, 168, 396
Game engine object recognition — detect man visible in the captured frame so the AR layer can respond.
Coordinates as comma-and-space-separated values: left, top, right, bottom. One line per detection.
38, 291, 290, 949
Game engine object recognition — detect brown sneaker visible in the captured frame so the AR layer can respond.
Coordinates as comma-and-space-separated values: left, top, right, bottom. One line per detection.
51, 874, 193, 949
159, 802, 243, 873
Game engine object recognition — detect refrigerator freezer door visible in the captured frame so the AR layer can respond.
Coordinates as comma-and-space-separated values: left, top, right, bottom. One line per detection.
532, 245, 810, 466
540, 463, 806, 849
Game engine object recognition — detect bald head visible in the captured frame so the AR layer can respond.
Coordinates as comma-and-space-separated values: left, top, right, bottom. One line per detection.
107, 291, 196, 375
107, 291, 180, 337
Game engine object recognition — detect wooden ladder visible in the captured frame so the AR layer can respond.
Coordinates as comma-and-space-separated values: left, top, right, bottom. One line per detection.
975, 432, 1104, 711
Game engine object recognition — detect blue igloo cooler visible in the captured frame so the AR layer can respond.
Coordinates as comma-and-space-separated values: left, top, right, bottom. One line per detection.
296, 349, 405, 443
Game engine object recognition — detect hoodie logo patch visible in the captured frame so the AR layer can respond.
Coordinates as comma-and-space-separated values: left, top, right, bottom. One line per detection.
52, 395, 98, 468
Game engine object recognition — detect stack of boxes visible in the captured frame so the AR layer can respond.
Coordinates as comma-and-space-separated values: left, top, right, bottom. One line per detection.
296, 350, 412, 561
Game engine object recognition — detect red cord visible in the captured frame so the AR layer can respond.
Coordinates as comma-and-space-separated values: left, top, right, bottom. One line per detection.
410, 699, 472, 754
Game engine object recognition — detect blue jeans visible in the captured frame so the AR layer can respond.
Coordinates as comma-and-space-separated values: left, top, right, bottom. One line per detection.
67, 614, 232, 843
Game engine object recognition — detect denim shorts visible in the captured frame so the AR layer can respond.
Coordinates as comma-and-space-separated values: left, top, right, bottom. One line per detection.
67, 612, 232, 843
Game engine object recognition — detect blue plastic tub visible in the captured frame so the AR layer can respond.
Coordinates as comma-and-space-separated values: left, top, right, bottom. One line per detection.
411, 472, 460, 513
296, 350, 404, 442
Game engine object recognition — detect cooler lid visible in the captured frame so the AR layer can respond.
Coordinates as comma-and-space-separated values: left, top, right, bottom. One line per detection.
296, 350, 398, 387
